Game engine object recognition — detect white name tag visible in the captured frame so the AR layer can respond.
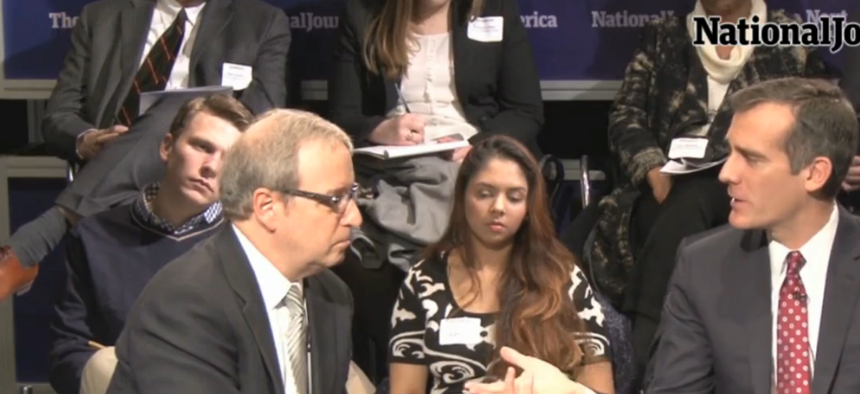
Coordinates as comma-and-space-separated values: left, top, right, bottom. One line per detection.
221, 63, 253, 90
439, 317, 483, 346
668, 137, 708, 159
467, 16, 504, 42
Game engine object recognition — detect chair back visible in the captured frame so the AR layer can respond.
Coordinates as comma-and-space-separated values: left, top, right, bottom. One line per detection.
80, 347, 118, 394
539, 154, 567, 231
347, 361, 376, 394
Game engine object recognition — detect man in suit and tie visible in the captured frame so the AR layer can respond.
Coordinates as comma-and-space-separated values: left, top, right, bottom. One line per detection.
0, 0, 290, 300
106, 109, 361, 394
646, 77, 860, 394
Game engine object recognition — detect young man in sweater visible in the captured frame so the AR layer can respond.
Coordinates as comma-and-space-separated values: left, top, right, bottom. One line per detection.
47, 94, 253, 394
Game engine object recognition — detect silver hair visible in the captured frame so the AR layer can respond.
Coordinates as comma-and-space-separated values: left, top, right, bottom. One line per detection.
219, 109, 354, 220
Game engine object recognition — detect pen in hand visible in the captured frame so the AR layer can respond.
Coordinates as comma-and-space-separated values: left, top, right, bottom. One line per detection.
395, 82, 411, 114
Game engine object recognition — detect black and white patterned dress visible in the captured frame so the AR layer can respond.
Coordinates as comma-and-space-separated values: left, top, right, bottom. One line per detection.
389, 253, 612, 394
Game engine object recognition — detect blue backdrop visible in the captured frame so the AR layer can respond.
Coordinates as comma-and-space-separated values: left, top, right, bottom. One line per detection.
2, 0, 855, 84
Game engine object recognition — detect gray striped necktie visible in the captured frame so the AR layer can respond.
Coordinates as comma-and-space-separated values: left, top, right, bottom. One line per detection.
285, 285, 308, 394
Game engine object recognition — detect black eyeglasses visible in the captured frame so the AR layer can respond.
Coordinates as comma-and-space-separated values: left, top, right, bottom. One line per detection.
281, 183, 359, 214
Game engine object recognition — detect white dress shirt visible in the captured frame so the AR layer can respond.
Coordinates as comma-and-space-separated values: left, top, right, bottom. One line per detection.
768, 204, 838, 384
233, 225, 311, 394
142, 0, 206, 90
388, 32, 480, 142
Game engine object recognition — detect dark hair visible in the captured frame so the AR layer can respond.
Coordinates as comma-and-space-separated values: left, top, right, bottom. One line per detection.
169, 94, 254, 138
730, 77, 859, 198
423, 135, 592, 378
362, 0, 485, 78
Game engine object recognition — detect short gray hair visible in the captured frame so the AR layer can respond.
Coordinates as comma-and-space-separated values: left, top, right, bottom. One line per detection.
729, 77, 859, 198
219, 109, 354, 220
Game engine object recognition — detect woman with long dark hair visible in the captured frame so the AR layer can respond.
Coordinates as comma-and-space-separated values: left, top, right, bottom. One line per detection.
388, 136, 614, 394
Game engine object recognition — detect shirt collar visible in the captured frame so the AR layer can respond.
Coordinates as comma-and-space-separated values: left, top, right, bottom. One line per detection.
158, 0, 206, 26
768, 204, 839, 275
133, 182, 222, 235
232, 225, 302, 311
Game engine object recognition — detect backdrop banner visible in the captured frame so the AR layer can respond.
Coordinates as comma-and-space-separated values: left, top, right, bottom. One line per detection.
1, 0, 854, 84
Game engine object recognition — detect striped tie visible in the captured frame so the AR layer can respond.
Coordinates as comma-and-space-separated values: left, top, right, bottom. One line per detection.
117, 9, 188, 126
285, 285, 308, 394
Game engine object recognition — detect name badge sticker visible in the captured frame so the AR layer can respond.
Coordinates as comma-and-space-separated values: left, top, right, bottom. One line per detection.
467, 16, 504, 42
221, 63, 253, 90
439, 317, 483, 346
668, 137, 708, 159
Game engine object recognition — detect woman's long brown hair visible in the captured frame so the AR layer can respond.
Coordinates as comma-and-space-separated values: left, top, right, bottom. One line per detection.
362, 0, 485, 78
423, 136, 593, 379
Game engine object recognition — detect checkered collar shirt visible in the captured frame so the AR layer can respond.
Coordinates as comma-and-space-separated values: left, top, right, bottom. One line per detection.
132, 182, 222, 236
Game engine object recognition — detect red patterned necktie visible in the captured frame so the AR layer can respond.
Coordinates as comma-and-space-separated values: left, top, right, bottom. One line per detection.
117, 9, 188, 126
776, 251, 811, 394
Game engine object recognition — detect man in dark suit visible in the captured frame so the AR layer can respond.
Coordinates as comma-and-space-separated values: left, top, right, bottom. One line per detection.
106, 109, 361, 394
646, 78, 860, 394
49, 94, 252, 394
0, 0, 290, 300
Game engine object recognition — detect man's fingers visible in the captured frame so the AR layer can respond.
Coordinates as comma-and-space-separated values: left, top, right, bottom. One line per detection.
505, 367, 517, 393
110, 125, 130, 133
516, 371, 535, 394
500, 346, 533, 370
465, 381, 506, 394
93, 132, 120, 144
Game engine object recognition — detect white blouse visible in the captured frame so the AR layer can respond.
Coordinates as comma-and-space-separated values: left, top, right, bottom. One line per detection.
387, 32, 480, 142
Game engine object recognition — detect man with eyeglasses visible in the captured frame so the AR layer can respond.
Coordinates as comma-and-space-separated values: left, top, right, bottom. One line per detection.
107, 109, 361, 394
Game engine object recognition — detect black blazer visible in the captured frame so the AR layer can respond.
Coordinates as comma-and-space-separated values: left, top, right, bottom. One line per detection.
106, 227, 353, 394
327, 0, 544, 157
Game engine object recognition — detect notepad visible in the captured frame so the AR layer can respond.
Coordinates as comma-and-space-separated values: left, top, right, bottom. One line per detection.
353, 140, 469, 160
139, 86, 233, 115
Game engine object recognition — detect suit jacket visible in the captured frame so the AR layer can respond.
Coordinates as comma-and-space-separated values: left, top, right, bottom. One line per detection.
646, 207, 860, 394
327, 0, 544, 157
105, 227, 353, 394
42, 0, 290, 162
586, 10, 835, 309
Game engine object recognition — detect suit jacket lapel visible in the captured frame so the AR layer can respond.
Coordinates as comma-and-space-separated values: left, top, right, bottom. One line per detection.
115, 0, 155, 115
450, 1, 473, 110
305, 275, 349, 394
189, 0, 234, 79
216, 228, 285, 394
812, 208, 860, 394
743, 230, 773, 394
